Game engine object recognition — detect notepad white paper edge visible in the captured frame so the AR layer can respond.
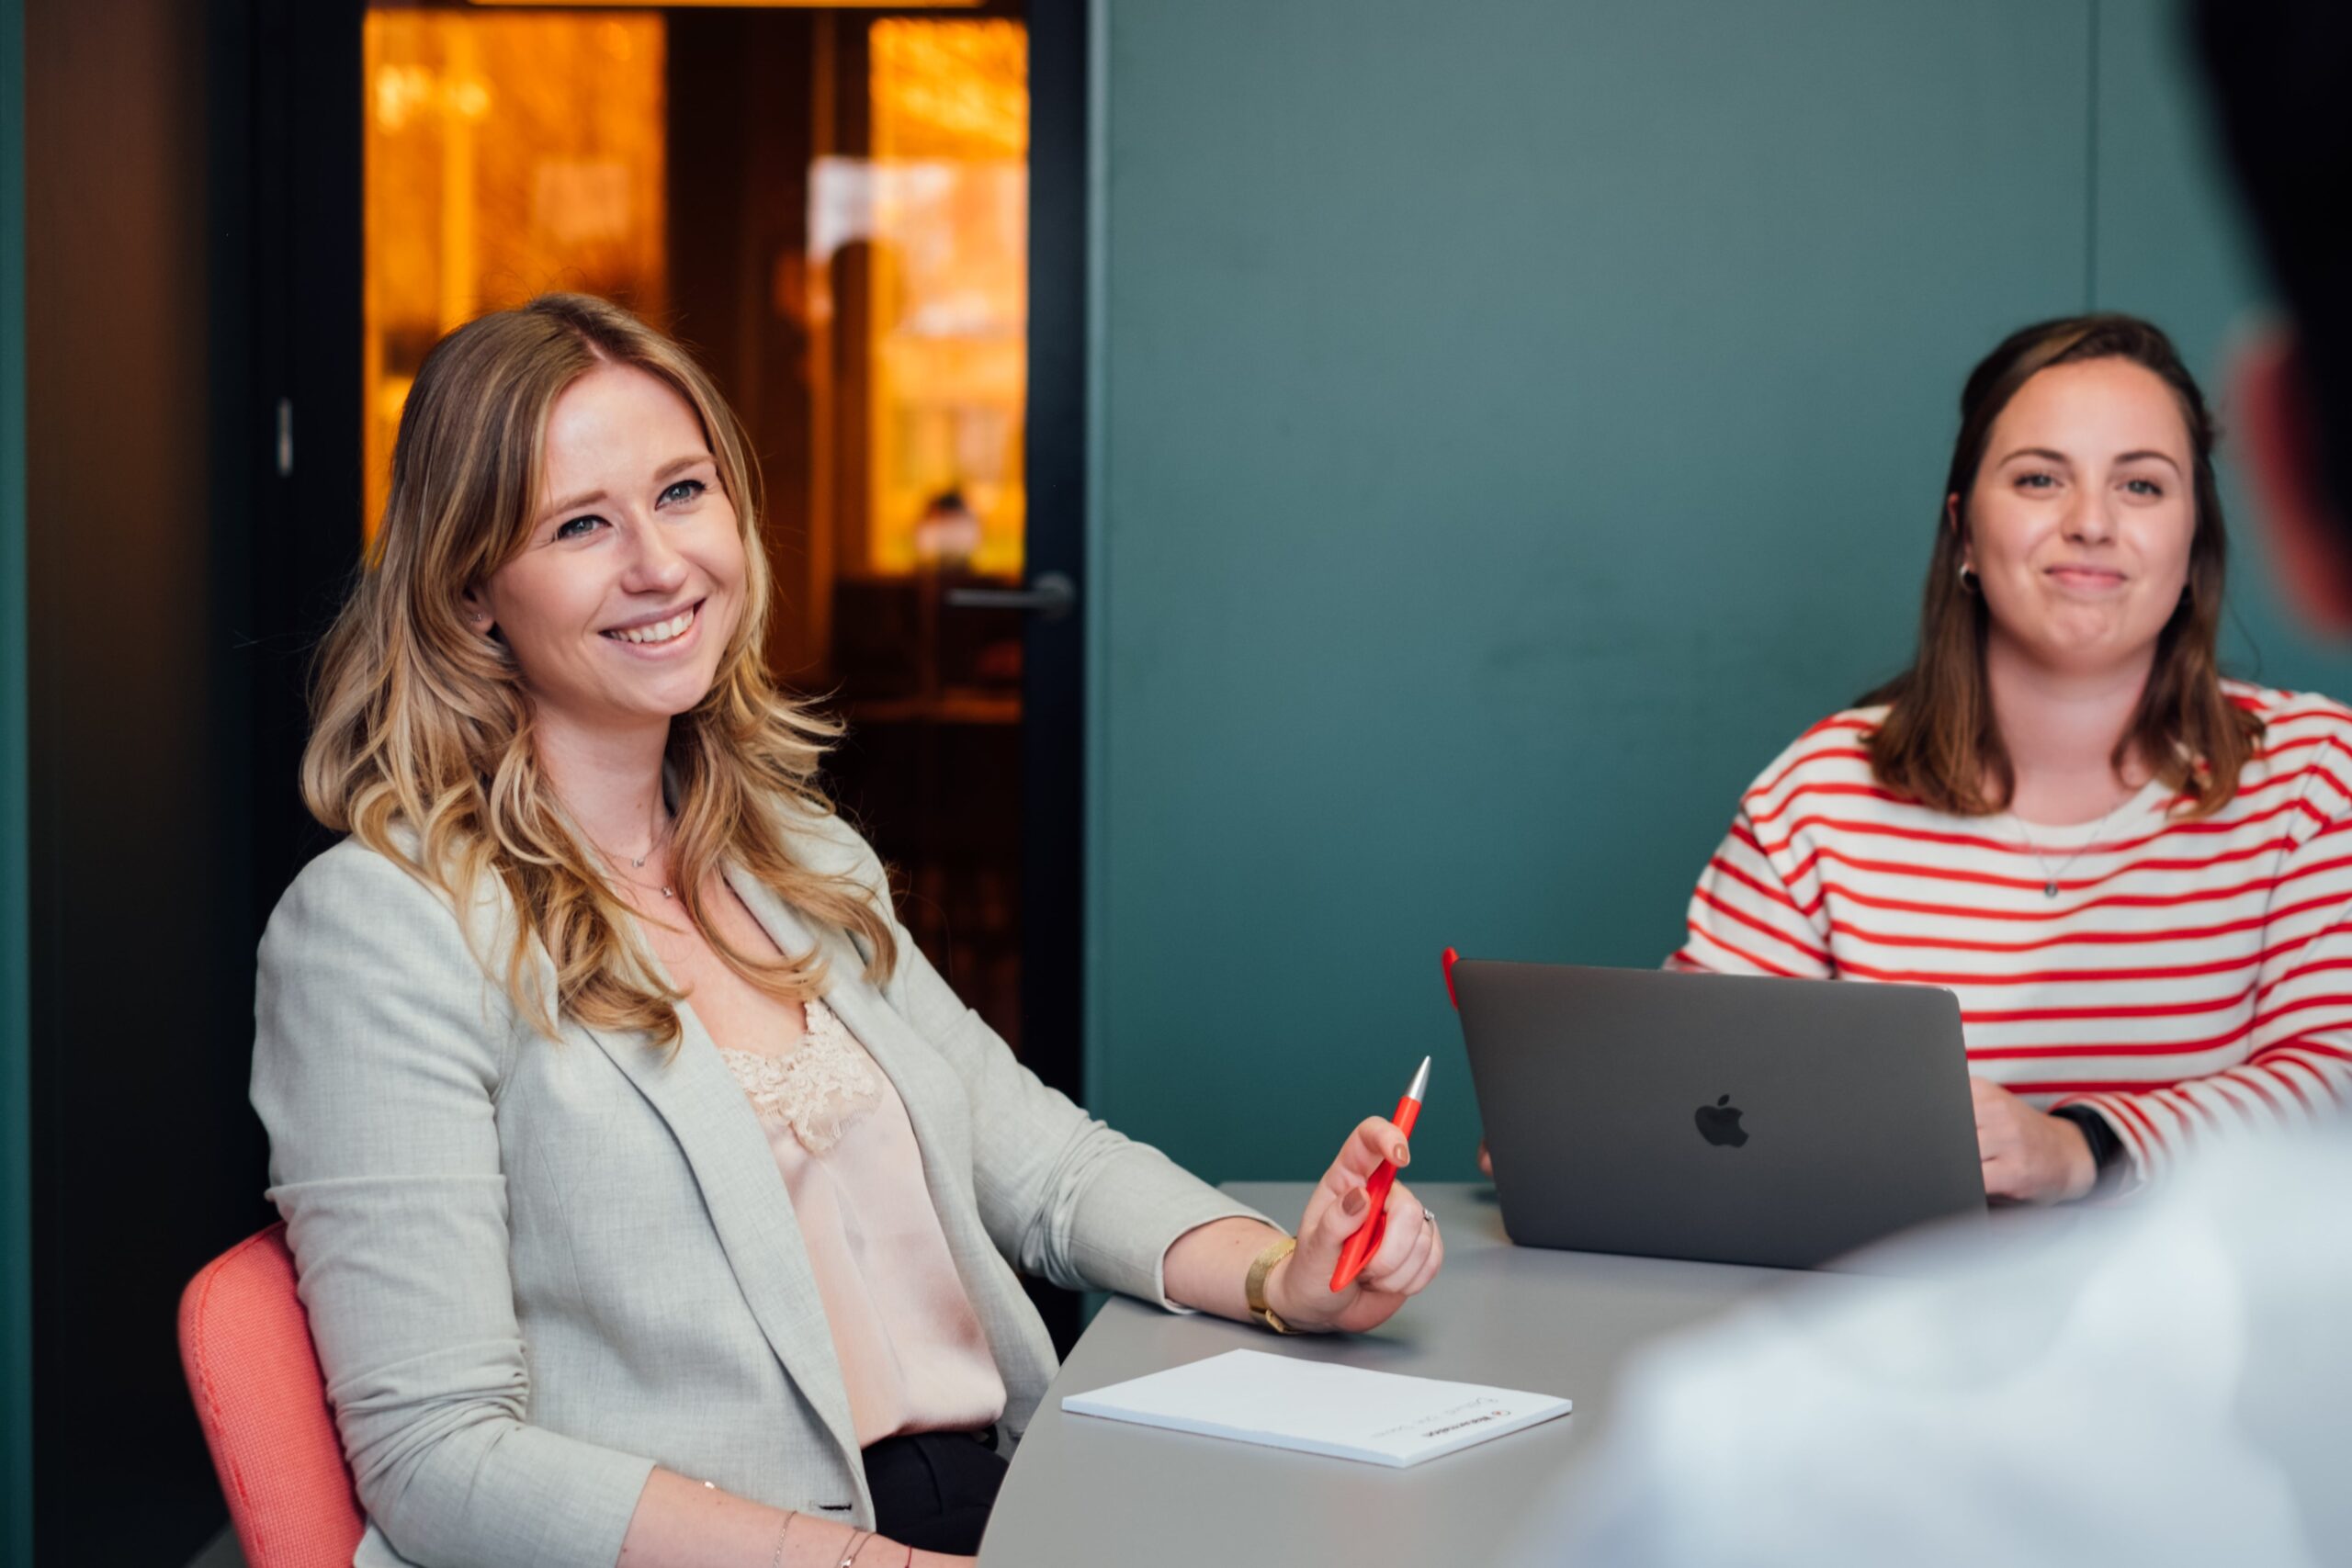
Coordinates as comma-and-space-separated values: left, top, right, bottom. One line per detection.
1059, 1348, 1572, 1468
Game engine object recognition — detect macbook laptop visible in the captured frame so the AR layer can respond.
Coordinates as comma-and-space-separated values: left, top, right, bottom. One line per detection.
1455, 960, 1985, 1269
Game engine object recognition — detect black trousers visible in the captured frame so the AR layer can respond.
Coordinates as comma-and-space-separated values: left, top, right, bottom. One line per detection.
862, 1429, 1009, 1555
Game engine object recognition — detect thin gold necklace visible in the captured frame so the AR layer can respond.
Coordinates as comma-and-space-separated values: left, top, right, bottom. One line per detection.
2013, 798, 2124, 899
606, 807, 676, 899
614, 867, 677, 901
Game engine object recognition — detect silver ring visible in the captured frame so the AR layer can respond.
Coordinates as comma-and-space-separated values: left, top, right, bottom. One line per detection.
1423, 1209, 1435, 1229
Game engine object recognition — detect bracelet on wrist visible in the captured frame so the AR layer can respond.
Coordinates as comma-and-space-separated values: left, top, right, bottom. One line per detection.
1245, 1234, 1298, 1333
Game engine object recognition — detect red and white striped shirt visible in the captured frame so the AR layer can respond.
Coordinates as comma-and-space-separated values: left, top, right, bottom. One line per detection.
1675, 681, 2352, 1184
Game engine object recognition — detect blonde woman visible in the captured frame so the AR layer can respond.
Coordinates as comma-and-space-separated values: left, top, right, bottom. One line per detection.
253, 293, 1444, 1568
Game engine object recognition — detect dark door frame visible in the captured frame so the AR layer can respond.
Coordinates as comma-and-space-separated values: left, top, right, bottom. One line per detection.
1018, 0, 1089, 1111
244, 0, 367, 938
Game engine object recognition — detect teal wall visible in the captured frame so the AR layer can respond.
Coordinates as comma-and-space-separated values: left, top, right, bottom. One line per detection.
0, 0, 30, 1559
1082, 0, 2352, 1186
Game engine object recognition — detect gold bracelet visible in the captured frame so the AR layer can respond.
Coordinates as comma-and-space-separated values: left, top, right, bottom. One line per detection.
1245, 1234, 1298, 1334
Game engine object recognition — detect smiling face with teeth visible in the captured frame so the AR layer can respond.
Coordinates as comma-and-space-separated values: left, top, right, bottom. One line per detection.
463, 361, 749, 747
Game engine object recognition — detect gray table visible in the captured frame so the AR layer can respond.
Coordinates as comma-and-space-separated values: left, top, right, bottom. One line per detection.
978, 1181, 1842, 1564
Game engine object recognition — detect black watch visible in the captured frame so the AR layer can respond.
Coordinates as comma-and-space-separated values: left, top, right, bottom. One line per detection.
2052, 1104, 2124, 1193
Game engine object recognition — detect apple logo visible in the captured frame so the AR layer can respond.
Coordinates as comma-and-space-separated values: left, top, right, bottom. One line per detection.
1693, 1094, 1748, 1148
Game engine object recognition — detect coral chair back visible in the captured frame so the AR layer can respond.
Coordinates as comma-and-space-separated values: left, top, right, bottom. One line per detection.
178, 1223, 367, 1568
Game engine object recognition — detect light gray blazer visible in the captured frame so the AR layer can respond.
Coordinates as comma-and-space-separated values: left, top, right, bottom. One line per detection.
252, 806, 1263, 1568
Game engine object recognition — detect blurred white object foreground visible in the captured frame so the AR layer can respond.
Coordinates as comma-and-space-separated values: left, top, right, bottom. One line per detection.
1520, 1127, 2352, 1567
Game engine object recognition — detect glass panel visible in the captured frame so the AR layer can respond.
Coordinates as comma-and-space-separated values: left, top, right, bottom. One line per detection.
849, 17, 1026, 578
363, 11, 667, 540
808, 17, 1031, 1044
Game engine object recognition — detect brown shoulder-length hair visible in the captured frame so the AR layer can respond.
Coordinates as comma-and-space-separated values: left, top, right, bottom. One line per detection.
1864, 312, 2262, 818
301, 292, 896, 1045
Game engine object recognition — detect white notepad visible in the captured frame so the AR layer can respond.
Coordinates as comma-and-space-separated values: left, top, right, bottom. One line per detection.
1060, 1348, 1572, 1468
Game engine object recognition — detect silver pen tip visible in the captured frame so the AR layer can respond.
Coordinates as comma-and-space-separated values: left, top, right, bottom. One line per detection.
1406, 1055, 1431, 1101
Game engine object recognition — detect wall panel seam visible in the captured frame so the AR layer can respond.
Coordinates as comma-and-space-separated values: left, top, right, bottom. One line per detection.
2086, 0, 2102, 308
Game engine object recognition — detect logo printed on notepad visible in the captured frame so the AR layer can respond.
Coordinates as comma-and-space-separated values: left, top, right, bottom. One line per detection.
1693, 1094, 1748, 1148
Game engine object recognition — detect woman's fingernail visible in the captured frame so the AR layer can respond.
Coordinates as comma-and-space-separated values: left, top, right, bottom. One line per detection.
1343, 1187, 1368, 1216
1392, 1142, 1409, 1166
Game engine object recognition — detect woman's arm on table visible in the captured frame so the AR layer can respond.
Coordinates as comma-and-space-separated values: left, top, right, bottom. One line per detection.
826, 822, 1267, 1300
1162, 1117, 1444, 1334
1984, 811, 2352, 1196
815, 815, 1442, 1323
1938, 834, 2352, 1202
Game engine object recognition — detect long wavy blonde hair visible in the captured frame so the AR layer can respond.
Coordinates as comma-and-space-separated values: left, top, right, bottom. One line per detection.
302, 292, 896, 1045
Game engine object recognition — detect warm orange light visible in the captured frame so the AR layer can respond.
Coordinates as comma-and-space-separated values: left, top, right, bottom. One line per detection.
362, 11, 667, 543
472, 1, 979, 7
854, 18, 1028, 578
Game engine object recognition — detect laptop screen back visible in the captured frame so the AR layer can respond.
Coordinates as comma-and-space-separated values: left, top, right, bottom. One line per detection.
1456, 961, 1985, 1269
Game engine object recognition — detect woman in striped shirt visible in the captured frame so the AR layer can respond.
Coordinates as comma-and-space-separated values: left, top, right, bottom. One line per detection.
1680, 314, 2352, 1201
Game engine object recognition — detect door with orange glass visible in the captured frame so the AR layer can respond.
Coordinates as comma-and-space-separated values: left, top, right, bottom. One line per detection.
352, 1, 1083, 1110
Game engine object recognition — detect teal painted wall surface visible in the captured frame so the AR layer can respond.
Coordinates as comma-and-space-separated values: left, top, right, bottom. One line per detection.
1, 0, 31, 1559
1082, 0, 2333, 1187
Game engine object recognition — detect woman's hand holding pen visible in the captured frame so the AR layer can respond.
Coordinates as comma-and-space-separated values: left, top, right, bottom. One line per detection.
1263, 1116, 1446, 1333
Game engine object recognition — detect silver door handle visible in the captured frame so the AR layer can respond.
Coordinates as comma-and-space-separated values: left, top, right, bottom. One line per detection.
944, 570, 1077, 622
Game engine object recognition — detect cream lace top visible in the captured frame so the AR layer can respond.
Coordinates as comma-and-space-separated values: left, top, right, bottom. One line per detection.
719, 998, 1007, 1448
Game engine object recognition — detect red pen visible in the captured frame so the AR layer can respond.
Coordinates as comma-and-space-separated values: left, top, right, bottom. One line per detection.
1329, 1054, 1432, 1292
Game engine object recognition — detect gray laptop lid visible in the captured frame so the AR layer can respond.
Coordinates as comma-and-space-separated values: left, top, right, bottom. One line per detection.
1456, 961, 1985, 1269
